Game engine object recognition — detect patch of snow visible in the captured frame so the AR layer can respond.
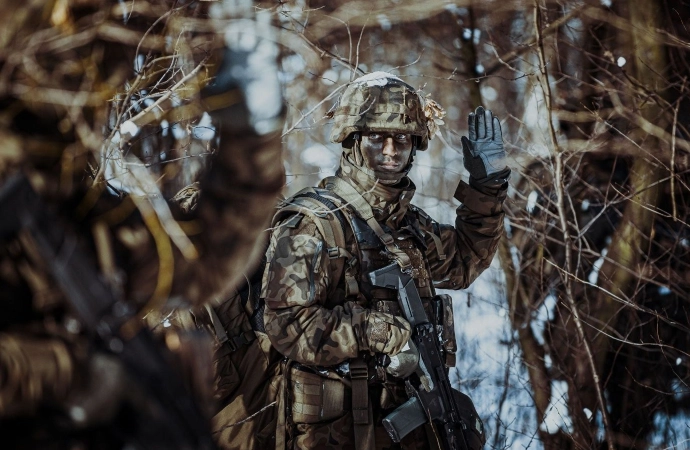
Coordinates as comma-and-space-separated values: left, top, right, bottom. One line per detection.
510, 244, 520, 272
617, 56, 627, 67
526, 190, 539, 213
532, 294, 557, 346
481, 85, 498, 102
121, 120, 140, 138
588, 248, 608, 284
192, 112, 216, 140
540, 380, 573, 434
377, 14, 392, 31
504, 217, 513, 238
584, 407, 593, 420
172, 122, 187, 140
473, 28, 481, 45
134, 54, 145, 74
352, 71, 403, 87
300, 144, 339, 169
321, 69, 338, 86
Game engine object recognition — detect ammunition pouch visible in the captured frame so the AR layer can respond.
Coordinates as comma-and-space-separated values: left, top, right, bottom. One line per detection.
288, 365, 350, 424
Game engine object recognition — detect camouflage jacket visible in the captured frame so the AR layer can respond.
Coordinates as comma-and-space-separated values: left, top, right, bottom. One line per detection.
262, 156, 508, 367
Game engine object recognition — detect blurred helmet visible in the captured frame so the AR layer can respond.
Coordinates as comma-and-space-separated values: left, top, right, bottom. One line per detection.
329, 72, 429, 150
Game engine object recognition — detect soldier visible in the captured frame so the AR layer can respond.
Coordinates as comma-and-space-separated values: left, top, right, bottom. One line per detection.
262, 71, 510, 450
0, 0, 284, 448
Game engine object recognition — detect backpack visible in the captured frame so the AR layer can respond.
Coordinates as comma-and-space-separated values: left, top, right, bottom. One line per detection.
193, 187, 351, 450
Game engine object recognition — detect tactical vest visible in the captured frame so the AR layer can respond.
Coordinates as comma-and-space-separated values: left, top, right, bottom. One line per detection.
271, 177, 458, 363
274, 177, 462, 450
198, 178, 460, 450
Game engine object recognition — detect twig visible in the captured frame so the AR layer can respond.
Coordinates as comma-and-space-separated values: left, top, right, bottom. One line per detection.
282, 84, 347, 137
533, 3, 615, 450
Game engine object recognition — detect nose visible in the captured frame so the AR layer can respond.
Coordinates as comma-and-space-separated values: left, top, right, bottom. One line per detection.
382, 137, 396, 156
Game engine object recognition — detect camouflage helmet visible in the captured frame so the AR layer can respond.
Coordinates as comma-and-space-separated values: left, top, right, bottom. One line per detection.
329, 72, 429, 150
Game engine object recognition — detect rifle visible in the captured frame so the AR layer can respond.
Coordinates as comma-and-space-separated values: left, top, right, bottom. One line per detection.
0, 175, 217, 450
369, 263, 486, 450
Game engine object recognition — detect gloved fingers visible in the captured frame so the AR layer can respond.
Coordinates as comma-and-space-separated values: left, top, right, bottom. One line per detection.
475, 106, 487, 139
491, 116, 502, 142
460, 135, 473, 154
467, 110, 477, 141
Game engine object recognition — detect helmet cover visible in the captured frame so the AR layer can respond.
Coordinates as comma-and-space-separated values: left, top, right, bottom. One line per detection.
329, 72, 430, 150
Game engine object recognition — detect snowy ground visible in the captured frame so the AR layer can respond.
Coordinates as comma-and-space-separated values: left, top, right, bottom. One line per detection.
443, 258, 542, 450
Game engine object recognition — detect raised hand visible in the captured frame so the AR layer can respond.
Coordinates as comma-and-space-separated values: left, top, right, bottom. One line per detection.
461, 106, 507, 179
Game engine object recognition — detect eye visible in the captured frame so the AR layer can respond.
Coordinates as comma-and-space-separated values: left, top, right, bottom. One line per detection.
367, 133, 382, 141
395, 133, 409, 142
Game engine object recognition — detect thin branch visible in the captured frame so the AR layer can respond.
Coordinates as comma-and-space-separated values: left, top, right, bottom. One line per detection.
533, 3, 616, 449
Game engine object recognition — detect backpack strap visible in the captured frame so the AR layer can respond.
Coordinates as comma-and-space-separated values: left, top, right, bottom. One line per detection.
322, 176, 413, 272
272, 189, 354, 297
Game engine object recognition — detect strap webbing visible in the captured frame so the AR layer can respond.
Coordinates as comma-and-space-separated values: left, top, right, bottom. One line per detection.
350, 358, 375, 449
273, 192, 353, 296
205, 304, 228, 345
324, 177, 412, 271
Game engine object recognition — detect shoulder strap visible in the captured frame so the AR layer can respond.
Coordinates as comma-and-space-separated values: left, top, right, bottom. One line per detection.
322, 176, 412, 272
272, 189, 354, 296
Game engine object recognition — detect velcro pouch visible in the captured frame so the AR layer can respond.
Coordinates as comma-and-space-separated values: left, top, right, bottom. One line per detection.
290, 366, 349, 424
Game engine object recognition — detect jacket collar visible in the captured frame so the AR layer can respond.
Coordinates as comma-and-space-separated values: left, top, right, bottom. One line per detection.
329, 154, 416, 227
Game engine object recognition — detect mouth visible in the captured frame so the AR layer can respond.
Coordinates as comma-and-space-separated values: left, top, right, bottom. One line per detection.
378, 161, 402, 171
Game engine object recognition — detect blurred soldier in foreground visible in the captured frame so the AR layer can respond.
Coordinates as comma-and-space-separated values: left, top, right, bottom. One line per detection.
0, 0, 284, 448
262, 72, 510, 449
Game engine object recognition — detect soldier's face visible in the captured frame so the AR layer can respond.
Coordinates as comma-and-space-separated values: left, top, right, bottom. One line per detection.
360, 132, 413, 173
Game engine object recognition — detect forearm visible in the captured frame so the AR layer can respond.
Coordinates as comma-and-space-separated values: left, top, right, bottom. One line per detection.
428, 171, 509, 289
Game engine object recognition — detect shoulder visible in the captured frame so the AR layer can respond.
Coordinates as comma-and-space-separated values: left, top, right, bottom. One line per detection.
270, 188, 335, 239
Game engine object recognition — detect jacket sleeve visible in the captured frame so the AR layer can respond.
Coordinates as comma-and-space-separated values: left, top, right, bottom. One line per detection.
422, 170, 509, 290
262, 215, 410, 367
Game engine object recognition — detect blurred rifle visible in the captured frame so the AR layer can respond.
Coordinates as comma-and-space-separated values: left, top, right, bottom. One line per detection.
0, 175, 217, 450
369, 263, 486, 450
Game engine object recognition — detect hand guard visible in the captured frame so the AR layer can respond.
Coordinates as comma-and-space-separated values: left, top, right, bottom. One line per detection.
461, 106, 507, 179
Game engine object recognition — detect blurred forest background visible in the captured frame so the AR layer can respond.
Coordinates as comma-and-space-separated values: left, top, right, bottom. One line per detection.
101, 0, 690, 448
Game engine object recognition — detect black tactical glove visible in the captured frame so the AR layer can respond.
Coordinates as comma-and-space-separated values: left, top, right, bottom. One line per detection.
461, 106, 507, 179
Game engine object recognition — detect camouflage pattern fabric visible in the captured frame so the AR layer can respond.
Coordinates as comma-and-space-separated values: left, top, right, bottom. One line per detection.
330, 74, 429, 150
211, 332, 282, 450
262, 153, 507, 449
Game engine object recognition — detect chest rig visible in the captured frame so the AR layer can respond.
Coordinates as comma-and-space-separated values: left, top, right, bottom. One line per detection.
314, 176, 444, 312
277, 177, 459, 450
